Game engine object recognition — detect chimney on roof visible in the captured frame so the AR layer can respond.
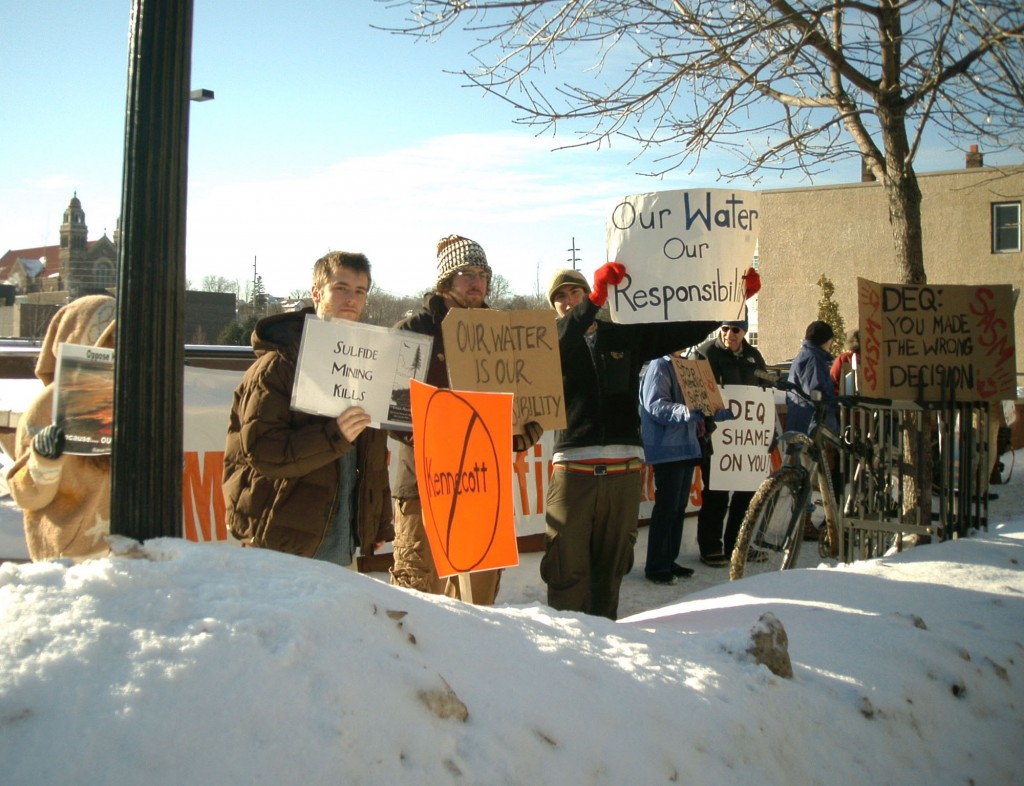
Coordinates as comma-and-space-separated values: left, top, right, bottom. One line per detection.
966, 144, 984, 168
861, 155, 877, 182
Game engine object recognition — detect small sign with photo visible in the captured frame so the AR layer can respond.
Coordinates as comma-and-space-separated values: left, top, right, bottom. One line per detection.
53, 343, 114, 455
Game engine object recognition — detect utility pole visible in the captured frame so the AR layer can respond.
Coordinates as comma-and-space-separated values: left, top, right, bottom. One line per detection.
567, 238, 581, 270
111, 0, 195, 541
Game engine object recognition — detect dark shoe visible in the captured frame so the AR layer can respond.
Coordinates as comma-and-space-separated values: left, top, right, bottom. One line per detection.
646, 570, 678, 586
700, 553, 729, 568
671, 563, 695, 578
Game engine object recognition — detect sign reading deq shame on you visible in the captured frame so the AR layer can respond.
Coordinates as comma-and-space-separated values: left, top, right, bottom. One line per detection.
606, 188, 760, 324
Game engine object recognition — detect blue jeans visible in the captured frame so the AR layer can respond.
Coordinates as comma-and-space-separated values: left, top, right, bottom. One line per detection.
645, 460, 696, 576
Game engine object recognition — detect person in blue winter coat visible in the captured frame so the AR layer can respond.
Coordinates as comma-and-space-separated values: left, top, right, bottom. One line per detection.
639, 352, 704, 585
786, 320, 838, 436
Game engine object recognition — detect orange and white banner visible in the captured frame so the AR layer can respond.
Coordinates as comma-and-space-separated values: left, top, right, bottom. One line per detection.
181, 367, 659, 544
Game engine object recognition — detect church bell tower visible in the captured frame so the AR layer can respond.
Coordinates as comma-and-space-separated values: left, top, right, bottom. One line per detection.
60, 193, 90, 296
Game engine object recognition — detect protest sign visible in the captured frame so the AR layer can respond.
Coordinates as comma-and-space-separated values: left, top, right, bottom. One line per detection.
291, 315, 433, 430
671, 357, 725, 416
606, 188, 760, 324
857, 278, 1017, 402
410, 379, 519, 578
53, 343, 113, 455
442, 309, 566, 433
708, 384, 776, 492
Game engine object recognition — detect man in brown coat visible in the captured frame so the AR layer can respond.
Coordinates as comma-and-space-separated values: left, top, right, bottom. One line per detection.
223, 251, 392, 567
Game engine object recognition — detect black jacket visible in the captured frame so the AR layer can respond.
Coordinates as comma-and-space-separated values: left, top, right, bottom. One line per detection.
692, 335, 767, 386
554, 298, 717, 453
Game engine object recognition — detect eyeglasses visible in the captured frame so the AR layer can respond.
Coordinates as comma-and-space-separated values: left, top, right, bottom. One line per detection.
455, 268, 490, 283
722, 326, 743, 335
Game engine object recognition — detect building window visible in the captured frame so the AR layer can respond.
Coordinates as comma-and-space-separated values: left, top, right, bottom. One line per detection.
992, 202, 1021, 253
95, 261, 116, 289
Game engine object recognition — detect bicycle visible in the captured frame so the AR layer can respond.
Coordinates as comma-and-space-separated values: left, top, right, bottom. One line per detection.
730, 370, 845, 580
838, 404, 907, 560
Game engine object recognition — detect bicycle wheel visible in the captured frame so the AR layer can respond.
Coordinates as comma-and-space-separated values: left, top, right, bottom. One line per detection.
730, 468, 807, 580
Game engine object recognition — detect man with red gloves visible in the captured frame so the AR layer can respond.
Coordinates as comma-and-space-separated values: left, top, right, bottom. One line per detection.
542, 264, 718, 619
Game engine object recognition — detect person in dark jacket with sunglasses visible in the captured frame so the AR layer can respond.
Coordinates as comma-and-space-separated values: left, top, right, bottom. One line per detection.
691, 319, 767, 567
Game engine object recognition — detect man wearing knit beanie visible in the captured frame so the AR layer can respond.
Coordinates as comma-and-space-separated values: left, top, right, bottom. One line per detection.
541, 262, 719, 620
435, 234, 491, 296
389, 234, 542, 605
546, 268, 591, 309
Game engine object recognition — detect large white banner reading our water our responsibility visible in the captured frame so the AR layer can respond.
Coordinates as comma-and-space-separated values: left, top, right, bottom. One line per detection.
606, 188, 760, 324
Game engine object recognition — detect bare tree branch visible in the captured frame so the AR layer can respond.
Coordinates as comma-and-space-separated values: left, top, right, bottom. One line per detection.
376, 0, 1024, 283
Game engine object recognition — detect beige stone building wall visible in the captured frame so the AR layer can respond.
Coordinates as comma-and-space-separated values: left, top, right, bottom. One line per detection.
756, 165, 1024, 373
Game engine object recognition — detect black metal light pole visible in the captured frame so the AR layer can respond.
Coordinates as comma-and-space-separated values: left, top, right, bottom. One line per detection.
111, 0, 195, 540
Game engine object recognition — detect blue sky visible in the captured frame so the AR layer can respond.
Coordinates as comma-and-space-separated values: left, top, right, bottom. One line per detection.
1, 1, 1011, 299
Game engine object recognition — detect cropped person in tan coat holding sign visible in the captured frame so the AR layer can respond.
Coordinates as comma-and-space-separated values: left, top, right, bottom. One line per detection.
7, 294, 116, 561
223, 251, 392, 567
390, 234, 542, 605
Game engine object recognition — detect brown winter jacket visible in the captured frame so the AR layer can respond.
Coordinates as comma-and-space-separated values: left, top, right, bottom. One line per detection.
222, 309, 392, 558
6, 295, 117, 561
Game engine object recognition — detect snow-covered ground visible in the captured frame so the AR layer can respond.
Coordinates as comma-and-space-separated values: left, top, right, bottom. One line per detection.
1, 457, 1023, 785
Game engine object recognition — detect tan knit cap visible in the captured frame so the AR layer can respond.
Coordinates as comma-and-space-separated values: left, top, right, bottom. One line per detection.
546, 268, 591, 306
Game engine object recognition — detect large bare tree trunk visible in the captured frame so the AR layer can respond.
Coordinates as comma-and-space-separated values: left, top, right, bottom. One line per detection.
876, 108, 933, 526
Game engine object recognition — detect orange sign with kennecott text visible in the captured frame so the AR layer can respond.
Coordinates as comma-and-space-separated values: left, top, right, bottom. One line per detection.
410, 379, 518, 577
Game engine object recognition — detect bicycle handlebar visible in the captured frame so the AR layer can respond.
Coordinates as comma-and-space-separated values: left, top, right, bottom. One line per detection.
754, 369, 798, 393
754, 369, 892, 409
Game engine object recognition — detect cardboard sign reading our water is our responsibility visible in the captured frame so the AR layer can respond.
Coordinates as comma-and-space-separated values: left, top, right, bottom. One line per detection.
671, 357, 725, 416
857, 278, 1017, 402
606, 188, 760, 324
708, 384, 776, 492
442, 309, 566, 434
290, 315, 433, 431
410, 379, 519, 578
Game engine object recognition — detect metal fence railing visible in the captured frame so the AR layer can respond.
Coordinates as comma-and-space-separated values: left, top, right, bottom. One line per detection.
835, 397, 991, 563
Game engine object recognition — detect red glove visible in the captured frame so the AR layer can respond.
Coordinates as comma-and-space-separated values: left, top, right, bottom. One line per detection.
590, 262, 626, 307
743, 266, 761, 299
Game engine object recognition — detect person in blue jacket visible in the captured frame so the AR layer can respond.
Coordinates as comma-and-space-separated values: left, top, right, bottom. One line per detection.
786, 320, 837, 436
639, 351, 704, 585
786, 320, 841, 539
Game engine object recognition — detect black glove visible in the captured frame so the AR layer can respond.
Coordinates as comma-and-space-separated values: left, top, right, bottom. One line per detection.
513, 421, 544, 453
33, 424, 66, 460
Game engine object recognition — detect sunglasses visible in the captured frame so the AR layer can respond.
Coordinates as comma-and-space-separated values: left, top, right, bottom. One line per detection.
722, 326, 743, 335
